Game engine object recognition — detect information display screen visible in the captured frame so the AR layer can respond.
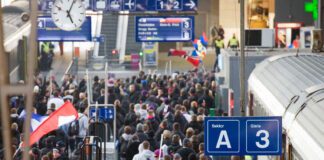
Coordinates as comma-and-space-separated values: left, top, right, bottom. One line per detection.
37, 16, 92, 41
135, 16, 194, 42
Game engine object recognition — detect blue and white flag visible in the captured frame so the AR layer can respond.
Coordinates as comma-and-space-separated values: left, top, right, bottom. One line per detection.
31, 114, 48, 131
19, 110, 48, 131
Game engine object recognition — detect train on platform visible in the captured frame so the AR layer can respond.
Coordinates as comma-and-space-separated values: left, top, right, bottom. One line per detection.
248, 53, 324, 160
2, 0, 30, 83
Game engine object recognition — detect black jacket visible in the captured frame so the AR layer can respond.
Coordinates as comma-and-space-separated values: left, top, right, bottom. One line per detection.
134, 131, 149, 143
176, 147, 195, 160
125, 141, 141, 160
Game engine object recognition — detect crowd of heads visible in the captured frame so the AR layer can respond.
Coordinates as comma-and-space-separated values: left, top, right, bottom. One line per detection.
6, 73, 89, 160
3, 69, 223, 160
91, 70, 219, 160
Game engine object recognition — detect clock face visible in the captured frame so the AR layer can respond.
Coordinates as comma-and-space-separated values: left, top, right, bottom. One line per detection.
51, 0, 86, 31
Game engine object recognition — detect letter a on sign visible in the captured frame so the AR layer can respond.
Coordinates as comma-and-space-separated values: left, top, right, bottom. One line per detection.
216, 130, 232, 148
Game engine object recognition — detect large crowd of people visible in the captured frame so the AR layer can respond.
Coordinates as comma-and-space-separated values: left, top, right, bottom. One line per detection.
4, 69, 222, 160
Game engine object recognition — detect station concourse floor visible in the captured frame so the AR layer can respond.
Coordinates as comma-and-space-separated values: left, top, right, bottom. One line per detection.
40, 51, 73, 85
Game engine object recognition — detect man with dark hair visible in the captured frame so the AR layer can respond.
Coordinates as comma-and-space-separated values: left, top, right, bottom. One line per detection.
40, 137, 55, 156
176, 138, 195, 160
171, 123, 185, 140
128, 84, 140, 103
154, 120, 169, 142
92, 76, 101, 102
168, 134, 182, 155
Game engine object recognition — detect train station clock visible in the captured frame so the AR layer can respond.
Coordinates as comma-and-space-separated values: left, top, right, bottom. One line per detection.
51, 0, 86, 31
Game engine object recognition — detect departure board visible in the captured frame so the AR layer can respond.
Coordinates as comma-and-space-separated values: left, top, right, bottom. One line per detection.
135, 16, 194, 42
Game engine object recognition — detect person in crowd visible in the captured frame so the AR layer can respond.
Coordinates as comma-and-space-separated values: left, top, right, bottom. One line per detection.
174, 153, 183, 160
133, 141, 155, 160
134, 123, 149, 143
176, 138, 195, 160
10, 69, 220, 159
168, 134, 182, 156
126, 135, 141, 160
213, 36, 224, 72
119, 126, 133, 160
227, 33, 239, 49
292, 35, 300, 49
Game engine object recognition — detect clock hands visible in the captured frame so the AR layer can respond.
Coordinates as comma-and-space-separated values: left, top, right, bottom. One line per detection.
66, 11, 74, 24
68, 0, 76, 15
66, 0, 77, 24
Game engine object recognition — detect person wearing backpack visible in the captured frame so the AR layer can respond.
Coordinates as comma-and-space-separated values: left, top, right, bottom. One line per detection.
76, 106, 88, 148
119, 126, 133, 160
68, 106, 88, 152
68, 117, 79, 152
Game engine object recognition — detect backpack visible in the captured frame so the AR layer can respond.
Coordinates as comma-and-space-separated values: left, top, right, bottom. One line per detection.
119, 137, 130, 158
92, 83, 101, 101
68, 119, 79, 136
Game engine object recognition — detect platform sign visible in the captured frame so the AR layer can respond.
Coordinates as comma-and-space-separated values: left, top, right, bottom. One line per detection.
136, 16, 194, 42
89, 106, 114, 122
204, 117, 282, 156
146, 0, 197, 11
155, 0, 183, 11
206, 120, 240, 154
37, 16, 92, 41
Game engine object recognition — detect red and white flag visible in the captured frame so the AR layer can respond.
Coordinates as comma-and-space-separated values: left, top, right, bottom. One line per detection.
28, 102, 78, 146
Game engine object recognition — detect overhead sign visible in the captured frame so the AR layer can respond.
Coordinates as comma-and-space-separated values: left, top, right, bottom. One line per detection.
39, 0, 197, 12
37, 16, 92, 41
204, 116, 282, 156
135, 16, 194, 42
89, 0, 197, 12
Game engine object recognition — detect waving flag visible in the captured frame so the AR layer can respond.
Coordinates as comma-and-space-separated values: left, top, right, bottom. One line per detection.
31, 114, 48, 131
168, 32, 208, 68
28, 102, 78, 146
19, 111, 48, 131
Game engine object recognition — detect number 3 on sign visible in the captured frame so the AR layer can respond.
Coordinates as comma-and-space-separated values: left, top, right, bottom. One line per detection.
256, 130, 270, 148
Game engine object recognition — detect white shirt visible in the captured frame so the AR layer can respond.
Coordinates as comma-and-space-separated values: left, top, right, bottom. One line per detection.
132, 150, 155, 160
183, 112, 192, 123
47, 97, 64, 110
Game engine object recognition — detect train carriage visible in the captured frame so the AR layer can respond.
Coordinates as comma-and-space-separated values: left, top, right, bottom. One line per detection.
248, 53, 324, 160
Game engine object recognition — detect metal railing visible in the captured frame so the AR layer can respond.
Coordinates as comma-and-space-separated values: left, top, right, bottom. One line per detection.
84, 65, 118, 159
